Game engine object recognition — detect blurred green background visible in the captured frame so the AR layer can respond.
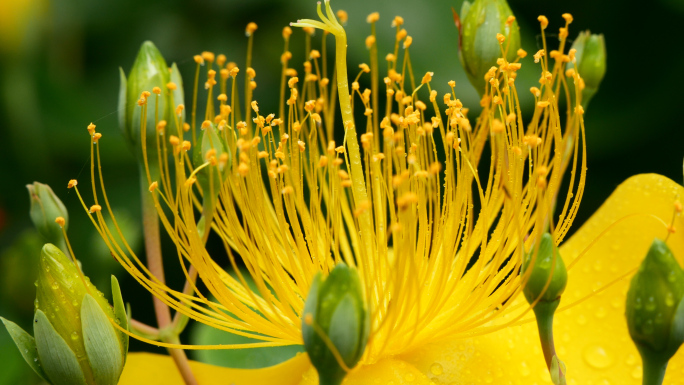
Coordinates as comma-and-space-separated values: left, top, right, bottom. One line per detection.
1, 0, 683, 383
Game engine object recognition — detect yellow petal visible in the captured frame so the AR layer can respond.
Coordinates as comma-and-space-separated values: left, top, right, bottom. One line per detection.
400, 174, 684, 384
298, 359, 433, 385
119, 351, 310, 385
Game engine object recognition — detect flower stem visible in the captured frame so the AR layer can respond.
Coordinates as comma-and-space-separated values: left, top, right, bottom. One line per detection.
140, 168, 198, 385
641, 354, 667, 385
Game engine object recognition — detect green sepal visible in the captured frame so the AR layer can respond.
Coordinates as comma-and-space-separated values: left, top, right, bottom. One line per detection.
301, 274, 322, 347
33, 310, 87, 385
27, 182, 69, 253
568, 31, 606, 109
626, 238, 684, 357
460, 1, 471, 22
111, 275, 129, 364
550, 355, 567, 385
81, 294, 124, 385
523, 233, 568, 305
118, 67, 128, 147
170, 63, 185, 125
1, 316, 49, 382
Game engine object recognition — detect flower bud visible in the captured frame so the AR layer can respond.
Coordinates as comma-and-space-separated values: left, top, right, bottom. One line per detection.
27, 182, 68, 251
568, 31, 606, 108
626, 239, 684, 360
119, 41, 185, 169
522, 233, 568, 305
302, 263, 370, 385
1, 244, 129, 385
459, 0, 521, 94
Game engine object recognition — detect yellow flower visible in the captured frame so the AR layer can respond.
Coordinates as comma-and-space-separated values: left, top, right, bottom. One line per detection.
69, 1, 683, 384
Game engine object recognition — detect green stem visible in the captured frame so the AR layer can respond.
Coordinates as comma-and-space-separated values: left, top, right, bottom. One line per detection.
533, 301, 558, 369
641, 354, 667, 385
139, 168, 198, 385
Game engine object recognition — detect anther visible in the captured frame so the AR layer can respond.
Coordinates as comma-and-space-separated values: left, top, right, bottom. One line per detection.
392, 16, 404, 27
201, 120, 212, 130
149, 182, 158, 192
282, 26, 293, 39
201, 51, 215, 63
92, 133, 103, 143
152, 87, 161, 95
166, 82, 177, 91
245, 22, 258, 37
367, 12, 380, 24
538, 15, 549, 29
337, 10, 348, 24
55, 217, 66, 227
89, 205, 102, 213
184, 177, 196, 187
68, 179, 78, 189
216, 54, 226, 67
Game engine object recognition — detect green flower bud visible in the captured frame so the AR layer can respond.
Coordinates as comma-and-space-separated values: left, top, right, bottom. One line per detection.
302, 263, 370, 385
1, 244, 129, 385
27, 182, 68, 252
568, 31, 606, 108
119, 41, 185, 167
459, 0, 520, 94
522, 233, 568, 305
626, 239, 684, 361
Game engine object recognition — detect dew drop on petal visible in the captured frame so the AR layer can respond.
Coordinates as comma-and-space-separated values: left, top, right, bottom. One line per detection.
430, 363, 443, 376
583, 345, 613, 369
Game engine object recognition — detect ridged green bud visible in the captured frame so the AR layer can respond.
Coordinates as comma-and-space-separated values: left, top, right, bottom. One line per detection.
568, 31, 606, 108
302, 263, 370, 385
1, 244, 129, 385
119, 41, 185, 166
27, 182, 68, 251
626, 239, 684, 360
523, 233, 568, 305
459, 0, 520, 94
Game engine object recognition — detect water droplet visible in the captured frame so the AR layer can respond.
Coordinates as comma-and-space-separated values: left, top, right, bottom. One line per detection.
583, 345, 613, 369
643, 319, 654, 334
666, 292, 675, 307
595, 307, 607, 319
577, 314, 587, 325
71, 332, 79, 341
668, 271, 677, 283
34, 358, 38, 362
632, 366, 642, 379
645, 296, 656, 311
430, 363, 443, 376
51, 282, 59, 290
519, 361, 531, 377
34, 281, 38, 287
404, 373, 415, 382
634, 297, 642, 310
72, 300, 78, 307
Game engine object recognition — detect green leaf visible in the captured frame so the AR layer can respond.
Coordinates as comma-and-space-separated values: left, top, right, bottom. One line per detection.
190, 321, 304, 369
81, 294, 124, 385
111, 275, 129, 363
0, 316, 49, 381
33, 310, 87, 385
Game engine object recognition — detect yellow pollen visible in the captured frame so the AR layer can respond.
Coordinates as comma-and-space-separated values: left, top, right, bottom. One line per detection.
365, 35, 376, 49
181, 140, 191, 151
152, 87, 161, 95
367, 12, 380, 23
538, 15, 549, 29
216, 54, 226, 67
238, 163, 250, 176
89, 205, 102, 213
562, 13, 573, 23
67, 179, 77, 189
201, 120, 212, 130
218, 94, 228, 102
282, 186, 295, 195
193, 55, 204, 65
537, 101, 550, 108
183, 123, 190, 132
496, 33, 505, 43
87, 123, 96, 135
392, 16, 404, 27
55, 217, 66, 227
166, 82, 177, 91
675, 200, 683, 213
506, 15, 516, 25
336, 10, 348, 24
92, 133, 102, 143
282, 26, 293, 39
517, 48, 527, 58
385, 53, 396, 62
245, 22, 258, 36
149, 182, 158, 192
201, 51, 215, 63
